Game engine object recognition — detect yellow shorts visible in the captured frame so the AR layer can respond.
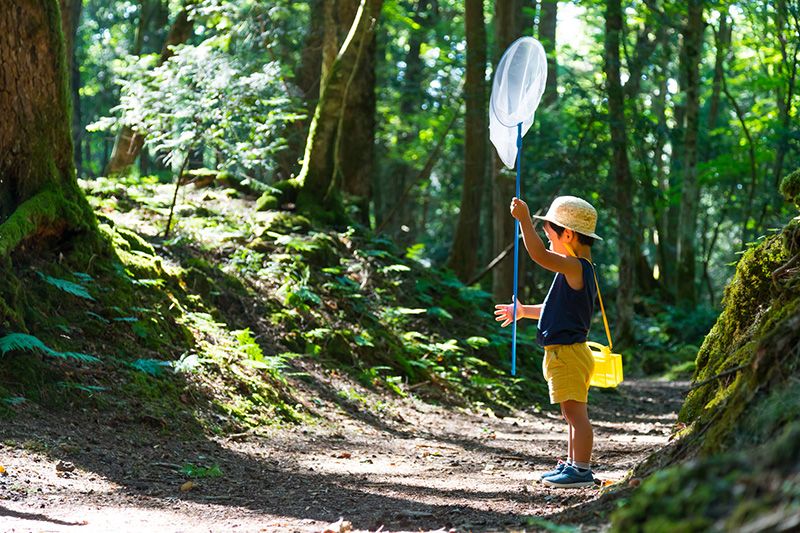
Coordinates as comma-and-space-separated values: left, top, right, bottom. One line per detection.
542, 342, 595, 404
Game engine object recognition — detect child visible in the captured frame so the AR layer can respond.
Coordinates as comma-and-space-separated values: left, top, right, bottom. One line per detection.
494, 195, 601, 488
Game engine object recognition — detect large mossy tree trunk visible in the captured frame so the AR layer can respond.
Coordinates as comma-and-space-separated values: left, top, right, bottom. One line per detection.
675, 0, 704, 306
295, 0, 382, 221
0, 0, 95, 260
448, 0, 487, 282
104, 5, 193, 176
491, 0, 524, 302
604, 0, 636, 347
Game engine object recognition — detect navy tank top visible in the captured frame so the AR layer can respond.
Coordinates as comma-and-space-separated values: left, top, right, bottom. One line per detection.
537, 257, 597, 346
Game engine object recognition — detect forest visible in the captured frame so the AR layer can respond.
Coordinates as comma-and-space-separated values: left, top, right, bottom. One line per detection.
0, 0, 798, 531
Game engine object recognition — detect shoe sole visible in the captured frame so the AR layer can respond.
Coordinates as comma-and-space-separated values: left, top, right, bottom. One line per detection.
541, 478, 595, 488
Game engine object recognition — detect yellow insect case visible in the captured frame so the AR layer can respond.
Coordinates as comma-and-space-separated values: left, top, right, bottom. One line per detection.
564, 243, 623, 388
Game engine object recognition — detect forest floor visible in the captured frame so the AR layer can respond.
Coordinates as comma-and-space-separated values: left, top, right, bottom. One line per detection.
0, 371, 685, 532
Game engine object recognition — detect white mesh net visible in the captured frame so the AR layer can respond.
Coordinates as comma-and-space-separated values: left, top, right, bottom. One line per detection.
489, 37, 548, 169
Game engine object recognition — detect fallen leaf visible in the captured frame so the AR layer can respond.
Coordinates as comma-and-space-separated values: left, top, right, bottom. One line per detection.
180, 480, 196, 492
55, 460, 75, 473
336, 452, 352, 459
323, 517, 352, 533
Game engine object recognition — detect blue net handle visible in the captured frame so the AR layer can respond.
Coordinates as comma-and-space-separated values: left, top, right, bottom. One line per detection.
511, 122, 522, 375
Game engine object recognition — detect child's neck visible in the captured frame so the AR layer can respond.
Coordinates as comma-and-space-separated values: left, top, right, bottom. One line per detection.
564, 242, 592, 260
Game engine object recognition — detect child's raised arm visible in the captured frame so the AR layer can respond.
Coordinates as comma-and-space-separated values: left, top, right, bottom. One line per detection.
510, 197, 583, 281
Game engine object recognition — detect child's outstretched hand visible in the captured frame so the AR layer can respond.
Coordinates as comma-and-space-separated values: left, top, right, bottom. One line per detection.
510, 197, 530, 222
494, 297, 524, 327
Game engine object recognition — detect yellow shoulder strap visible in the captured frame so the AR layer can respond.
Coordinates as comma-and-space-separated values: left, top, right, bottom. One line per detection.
563, 243, 613, 351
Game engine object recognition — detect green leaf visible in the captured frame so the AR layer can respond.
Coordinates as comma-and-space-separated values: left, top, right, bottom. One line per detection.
466, 336, 490, 349
37, 272, 94, 301
181, 463, 223, 478
130, 358, 172, 376
427, 307, 453, 320
0, 333, 100, 363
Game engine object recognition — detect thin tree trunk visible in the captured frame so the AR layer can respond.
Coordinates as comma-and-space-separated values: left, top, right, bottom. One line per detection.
604, 0, 636, 347
491, 0, 524, 301
0, 0, 95, 256
675, 0, 704, 306
707, 11, 730, 132
539, 0, 557, 110
772, 0, 798, 189
448, 0, 487, 282
105, 6, 193, 176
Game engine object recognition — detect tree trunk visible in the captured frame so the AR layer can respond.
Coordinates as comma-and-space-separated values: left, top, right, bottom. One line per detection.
539, 0, 557, 110
60, 0, 82, 178
105, 6, 193, 176
675, 0, 704, 306
604, 0, 636, 347
448, 0, 487, 282
772, 0, 797, 190
296, 0, 383, 217
335, 1, 378, 224
0, 0, 95, 256
275, 0, 325, 181
491, 0, 524, 301
707, 10, 730, 133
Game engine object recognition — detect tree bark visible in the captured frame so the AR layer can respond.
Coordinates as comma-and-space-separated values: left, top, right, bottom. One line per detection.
296, 0, 383, 217
604, 0, 636, 347
275, 0, 325, 181
0, 0, 95, 256
448, 0, 487, 282
539, 0, 558, 110
675, 0, 704, 306
60, 0, 82, 178
707, 10, 730, 132
491, 0, 524, 301
105, 5, 193, 176
772, 0, 798, 189
334, 0, 378, 224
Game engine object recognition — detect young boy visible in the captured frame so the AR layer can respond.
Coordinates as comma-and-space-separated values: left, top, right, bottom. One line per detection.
494, 195, 601, 488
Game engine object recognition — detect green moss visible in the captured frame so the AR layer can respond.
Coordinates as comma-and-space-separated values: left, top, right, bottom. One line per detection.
0, 188, 88, 257
256, 194, 279, 211
261, 212, 312, 234
779, 168, 800, 209
681, 234, 788, 422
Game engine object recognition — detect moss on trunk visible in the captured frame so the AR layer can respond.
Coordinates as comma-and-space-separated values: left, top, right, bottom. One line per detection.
608, 181, 800, 530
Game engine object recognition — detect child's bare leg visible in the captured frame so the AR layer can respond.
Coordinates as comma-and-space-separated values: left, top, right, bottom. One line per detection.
561, 404, 573, 461
563, 400, 593, 465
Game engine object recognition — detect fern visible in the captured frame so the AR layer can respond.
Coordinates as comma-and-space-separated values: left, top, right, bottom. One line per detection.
37, 272, 94, 301
130, 358, 172, 376
58, 382, 106, 393
0, 333, 100, 363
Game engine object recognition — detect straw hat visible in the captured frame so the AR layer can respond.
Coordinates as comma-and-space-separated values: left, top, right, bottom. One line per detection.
532, 196, 602, 240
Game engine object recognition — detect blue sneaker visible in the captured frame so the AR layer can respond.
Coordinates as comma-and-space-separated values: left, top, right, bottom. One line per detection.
538, 459, 569, 481
542, 465, 595, 488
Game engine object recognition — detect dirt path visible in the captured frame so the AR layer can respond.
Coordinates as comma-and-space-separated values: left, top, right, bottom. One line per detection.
0, 373, 685, 532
